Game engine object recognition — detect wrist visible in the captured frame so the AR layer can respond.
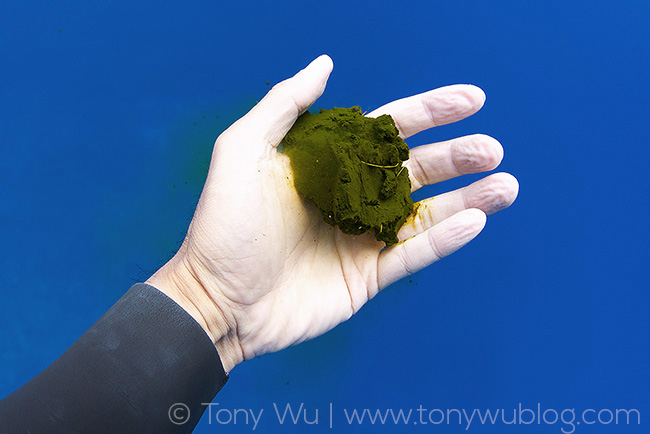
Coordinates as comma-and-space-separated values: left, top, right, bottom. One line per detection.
146, 254, 243, 373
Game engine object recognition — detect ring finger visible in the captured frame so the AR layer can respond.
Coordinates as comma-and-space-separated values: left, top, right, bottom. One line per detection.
398, 172, 519, 242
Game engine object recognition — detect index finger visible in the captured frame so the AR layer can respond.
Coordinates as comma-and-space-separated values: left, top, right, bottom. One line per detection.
365, 84, 486, 139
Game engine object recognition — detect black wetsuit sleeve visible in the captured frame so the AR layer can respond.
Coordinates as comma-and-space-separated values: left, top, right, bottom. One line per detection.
0, 282, 228, 434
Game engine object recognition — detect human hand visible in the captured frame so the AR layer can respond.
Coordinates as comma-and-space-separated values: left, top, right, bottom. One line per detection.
146, 55, 519, 372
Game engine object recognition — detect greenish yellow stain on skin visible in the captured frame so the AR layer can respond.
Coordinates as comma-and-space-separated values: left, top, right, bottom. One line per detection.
280, 106, 414, 247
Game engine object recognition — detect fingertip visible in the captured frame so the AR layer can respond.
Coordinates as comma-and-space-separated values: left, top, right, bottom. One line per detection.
443, 208, 487, 249
496, 172, 520, 205
462, 208, 488, 232
489, 135, 505, 168
427, 84, 486, 126
454, 134, 504, 173
315, 54, 334, 72
467, 84, 486, 108
253, 55, 334, 145
296, 54, 334, 106
485, 172, 520, 212
304, 54, 334, 78
458, 84, 486, 116
476, 134, 504, 166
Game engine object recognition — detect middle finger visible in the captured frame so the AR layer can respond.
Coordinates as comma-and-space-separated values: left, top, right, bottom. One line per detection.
406, 134, 504, 192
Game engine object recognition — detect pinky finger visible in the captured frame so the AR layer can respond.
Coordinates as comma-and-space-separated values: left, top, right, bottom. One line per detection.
377, 209, 487, 290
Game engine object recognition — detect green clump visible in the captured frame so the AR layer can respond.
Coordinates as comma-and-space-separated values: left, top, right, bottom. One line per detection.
280, 106, 414, 247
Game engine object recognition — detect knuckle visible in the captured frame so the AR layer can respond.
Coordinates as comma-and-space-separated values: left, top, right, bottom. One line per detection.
396, 245, 415, 275
427, 230, 445, 260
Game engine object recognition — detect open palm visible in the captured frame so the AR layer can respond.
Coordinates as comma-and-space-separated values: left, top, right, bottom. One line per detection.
147, 55, 518, 372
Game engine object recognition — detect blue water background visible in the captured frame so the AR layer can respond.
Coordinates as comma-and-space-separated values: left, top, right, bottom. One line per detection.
1, 1, 648, 433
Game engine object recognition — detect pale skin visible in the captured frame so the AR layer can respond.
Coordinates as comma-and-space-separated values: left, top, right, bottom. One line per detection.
147, 55, 519, 372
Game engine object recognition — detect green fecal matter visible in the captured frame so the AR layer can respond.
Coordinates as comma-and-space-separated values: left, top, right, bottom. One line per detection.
280, 106, 414, 247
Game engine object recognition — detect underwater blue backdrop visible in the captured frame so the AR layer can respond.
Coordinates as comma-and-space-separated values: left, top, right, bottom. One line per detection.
1, 1, 648, 433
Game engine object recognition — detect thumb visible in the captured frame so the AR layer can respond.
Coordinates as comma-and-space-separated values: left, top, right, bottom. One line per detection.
222, 55, 334, 152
